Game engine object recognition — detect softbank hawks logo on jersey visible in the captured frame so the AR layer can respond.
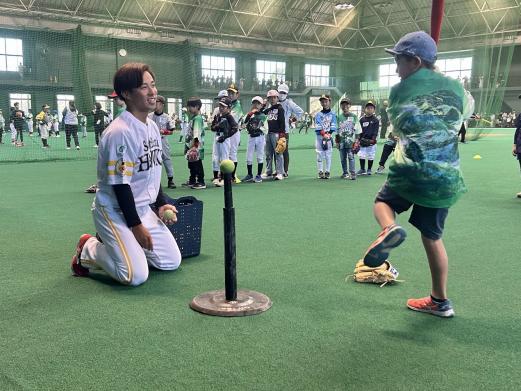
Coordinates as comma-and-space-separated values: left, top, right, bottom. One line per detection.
322, 116, 332, 132
137, 138, 162, 172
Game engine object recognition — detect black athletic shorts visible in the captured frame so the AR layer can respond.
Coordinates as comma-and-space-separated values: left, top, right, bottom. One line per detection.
375, 182, 448, 240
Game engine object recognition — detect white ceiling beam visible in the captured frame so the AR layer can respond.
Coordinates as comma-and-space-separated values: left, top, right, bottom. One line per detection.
73, 0, 85, 17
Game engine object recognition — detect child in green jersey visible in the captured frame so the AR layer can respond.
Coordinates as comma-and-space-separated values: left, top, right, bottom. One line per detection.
335, 97, 361, 179
185, 97, 206, 189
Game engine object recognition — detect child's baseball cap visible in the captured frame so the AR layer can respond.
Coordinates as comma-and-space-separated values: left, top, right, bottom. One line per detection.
365, 101, 376, 108
219, 97, 232, 107
251, 96, 263, 104
385, 31, 437, 64
215, 90, 228, 100
227, 83, 239, 93
340, 97, 351, 105
319, 94, 331, 101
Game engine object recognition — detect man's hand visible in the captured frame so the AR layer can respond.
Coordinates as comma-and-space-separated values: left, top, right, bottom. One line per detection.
131, 224, 153, 251
159, 204, 178, 225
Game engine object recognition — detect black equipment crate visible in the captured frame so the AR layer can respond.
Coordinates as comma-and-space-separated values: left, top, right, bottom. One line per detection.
164, 195, 203, 258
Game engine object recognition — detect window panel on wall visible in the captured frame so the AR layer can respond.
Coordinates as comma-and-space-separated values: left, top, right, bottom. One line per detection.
0, 37, 23, 72
461, 57, 472, 69
167, 98, 183, 116
5, 38, 22, 55
201, 55, 236, 81
201, 99, 213, 116
436, 57, 472, 81
256, 59, 286, 82
9, 93, 31, 114
305, 64, 330, 87
378, 63, 399, 89
56, 94, 75, 121
6, 56, 22, 71
445, 58, 460, 71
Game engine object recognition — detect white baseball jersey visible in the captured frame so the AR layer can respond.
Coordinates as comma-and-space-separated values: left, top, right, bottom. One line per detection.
80, 110, 181, 286
95, 110, 163, 209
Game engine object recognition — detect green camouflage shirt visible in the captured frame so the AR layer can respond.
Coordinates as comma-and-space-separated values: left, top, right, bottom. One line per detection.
186, 113, 206, 160
337, 112, 360, 148
387, 68, 474, 208
230, 100, 244, 125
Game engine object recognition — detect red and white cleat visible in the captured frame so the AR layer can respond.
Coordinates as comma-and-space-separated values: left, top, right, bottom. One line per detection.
71, 234, 93, 277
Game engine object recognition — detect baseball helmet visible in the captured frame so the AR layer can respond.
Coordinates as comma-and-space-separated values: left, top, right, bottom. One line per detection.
216, 90, 228, 99
219, 97, 232, 107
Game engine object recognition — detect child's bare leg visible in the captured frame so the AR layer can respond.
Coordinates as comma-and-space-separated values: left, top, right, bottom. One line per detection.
374, 201, 396, 229
421, 235, 448, 300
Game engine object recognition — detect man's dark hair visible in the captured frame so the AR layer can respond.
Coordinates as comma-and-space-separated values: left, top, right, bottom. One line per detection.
187, 97, 202, 110
95, 102, 102, 110
113, 63, 155, 101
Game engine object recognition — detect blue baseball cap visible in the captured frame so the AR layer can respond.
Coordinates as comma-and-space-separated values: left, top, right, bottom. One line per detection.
385, 31, 437, 64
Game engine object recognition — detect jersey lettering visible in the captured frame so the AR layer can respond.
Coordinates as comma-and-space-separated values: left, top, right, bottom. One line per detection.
138, 138, 162, 172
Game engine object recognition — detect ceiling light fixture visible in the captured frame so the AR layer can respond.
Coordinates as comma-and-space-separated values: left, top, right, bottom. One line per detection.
335, 3, 354, 10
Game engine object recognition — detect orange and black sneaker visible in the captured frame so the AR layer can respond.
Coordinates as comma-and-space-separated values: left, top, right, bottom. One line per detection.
71, 234, 93, 277
363, 224, 407, 267
407, 296, 455, 318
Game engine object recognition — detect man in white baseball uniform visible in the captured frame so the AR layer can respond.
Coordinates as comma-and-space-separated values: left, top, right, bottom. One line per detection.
71, 63, 181, 286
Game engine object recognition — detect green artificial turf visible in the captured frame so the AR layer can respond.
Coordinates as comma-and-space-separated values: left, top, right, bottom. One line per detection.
0, 129, 519, 390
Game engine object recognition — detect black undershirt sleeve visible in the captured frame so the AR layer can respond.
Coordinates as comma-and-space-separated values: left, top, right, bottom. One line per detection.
112, 184, 141, 228
155, 185, 168, 208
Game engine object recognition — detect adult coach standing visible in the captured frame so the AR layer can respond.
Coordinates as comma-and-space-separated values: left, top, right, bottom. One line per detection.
71, 63, 181, 286
62, 100, 81, 150
379, 100, 390, 139
277, 83, 303, 177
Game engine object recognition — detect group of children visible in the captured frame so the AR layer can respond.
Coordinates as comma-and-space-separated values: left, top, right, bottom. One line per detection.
0, 104, 63, 146
170, 86, 398, 190
0, 94, 129, 150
